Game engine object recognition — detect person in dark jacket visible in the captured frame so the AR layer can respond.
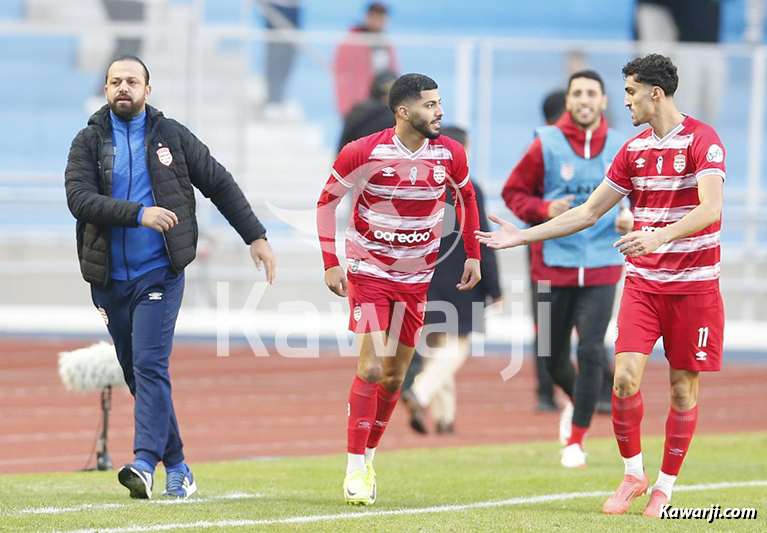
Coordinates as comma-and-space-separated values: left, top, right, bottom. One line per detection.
65, 55, 276, 500
401, 125, 502, 435
337, 69, 397, 153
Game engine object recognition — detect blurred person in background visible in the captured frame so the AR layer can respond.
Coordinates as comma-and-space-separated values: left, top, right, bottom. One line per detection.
258, 0, 302, 116
317, 74, 481, 505
338, 69, 398, 153
333, 2, 398, 117
502, 70, 632, 468
400, 125, 502, 436
634, 0, 725, 126
65, 55, 276, 500
479, 54, 727, 517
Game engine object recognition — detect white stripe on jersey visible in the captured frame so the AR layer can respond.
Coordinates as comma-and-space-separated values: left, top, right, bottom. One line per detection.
358, 203, 445, 231
331, 168, 353, 188
633, 205, 697, 224
370, 144, 455, 161
626, 262, 720, 283
695, 168, 726, 182
363, 183, 446, 201
630, 174, 697, 191
653, 231, 720, 254
455, 175, 470, 188
352, 258, 435, 284
347, 228, 440, 259
604, 177, 631, 196
627, 133, 693, 151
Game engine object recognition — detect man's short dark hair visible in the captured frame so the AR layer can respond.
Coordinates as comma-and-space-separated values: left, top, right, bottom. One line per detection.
622, 54, 678, 96
542, 90, 567, 124
388, 73, 438, 112
367, 2, 388, 14
568, 69, 605, 94
105, 55, 150, 84
440, 125, 468, 147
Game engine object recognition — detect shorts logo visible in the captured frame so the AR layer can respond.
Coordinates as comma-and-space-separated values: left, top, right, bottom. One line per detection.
382, 166, 396, 178
614, 325, 619, 341
353, 305, 362, 322
156, 147, 173, 167
97, 306, 109, 325
706, 144, 723, 163
673, 153, 686, 173
373, 229, 431, 243
148, 292, 163, 301
350, 258, 360, 273
656, 156, 663, 174
560, 164, 574, 181
695, 350, 707, 361
409, 166, 418, 184
433, 165, 446, 184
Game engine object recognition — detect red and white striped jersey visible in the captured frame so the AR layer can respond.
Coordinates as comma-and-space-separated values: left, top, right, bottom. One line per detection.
317, 127, 480, 287
604, 116, 725, 294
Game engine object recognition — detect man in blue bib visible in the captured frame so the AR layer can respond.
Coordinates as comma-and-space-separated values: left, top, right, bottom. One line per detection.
503, 70, 633, 467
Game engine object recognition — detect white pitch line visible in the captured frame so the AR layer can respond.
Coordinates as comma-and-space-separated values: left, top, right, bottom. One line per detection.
52, 480, 767, 533
5, 493, 263, 517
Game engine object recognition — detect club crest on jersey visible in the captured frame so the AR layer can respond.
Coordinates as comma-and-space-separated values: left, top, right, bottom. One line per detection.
673, 153, 686, 173
433, 165, 446, 184
635, 158, 645, 169
560, 164, 574, 181
409, 166, 418, 184
157, 147, 172, 167
656, 156, 663, 174
382, 166, 396, 178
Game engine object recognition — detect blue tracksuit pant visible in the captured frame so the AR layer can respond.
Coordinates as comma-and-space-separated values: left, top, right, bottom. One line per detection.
91, 266, 185, 467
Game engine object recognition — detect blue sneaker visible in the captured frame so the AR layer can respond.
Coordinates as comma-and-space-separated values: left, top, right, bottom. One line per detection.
163, 467, 197, 498
118, 463, 154, 499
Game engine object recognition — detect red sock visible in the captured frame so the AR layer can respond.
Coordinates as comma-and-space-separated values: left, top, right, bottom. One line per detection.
661, 405, 698, 476
366, 385, 400, 449
347, 376, 378, 454
612, 391, 643, 458
567, 424, 588, 447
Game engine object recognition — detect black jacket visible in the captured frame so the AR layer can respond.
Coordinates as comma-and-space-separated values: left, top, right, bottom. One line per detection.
65, 104, 266, 287
426, 181, 502, 334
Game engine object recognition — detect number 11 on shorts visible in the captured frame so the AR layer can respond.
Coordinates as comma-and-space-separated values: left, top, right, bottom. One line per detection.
697, 327, 709, 348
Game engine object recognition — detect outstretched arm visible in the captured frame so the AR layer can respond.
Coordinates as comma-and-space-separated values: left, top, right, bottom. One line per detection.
614, 174, 723, 257
476, 182, 625, 250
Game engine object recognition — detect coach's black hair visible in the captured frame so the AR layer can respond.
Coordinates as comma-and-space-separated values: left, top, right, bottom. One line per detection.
567, 69, 605, 94
105, 55, 150, 84
388, 73, 438, 112
622, 54, 678, 96
440, 125, 468, 147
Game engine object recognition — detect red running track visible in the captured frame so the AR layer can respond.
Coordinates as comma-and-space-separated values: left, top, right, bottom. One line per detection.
1, 338, 765, 474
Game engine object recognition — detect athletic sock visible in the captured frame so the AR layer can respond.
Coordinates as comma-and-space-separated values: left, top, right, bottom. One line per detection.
623, 452, 645, 479
661, 405, 698, 476
347, 376, 378, 455
366, 385, 400, 450
567, 424, 588, 447
653, 471, 678, 499
133, 458, 155, 474
346, 453, 366, 475
365, 447, 376, 464
612, 390, 644, 459
164, 460, 188, 474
